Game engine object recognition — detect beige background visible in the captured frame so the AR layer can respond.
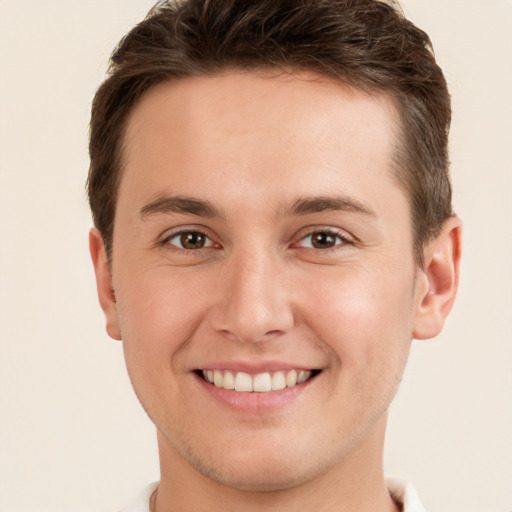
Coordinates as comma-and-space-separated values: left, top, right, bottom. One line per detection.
1, 1, 511, 511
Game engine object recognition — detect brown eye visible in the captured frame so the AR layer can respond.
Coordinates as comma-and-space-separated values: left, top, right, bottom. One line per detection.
298, 230, 347, 249
310, 232, 337, 248
181, 232, 205, 249
167, 231, 214, 250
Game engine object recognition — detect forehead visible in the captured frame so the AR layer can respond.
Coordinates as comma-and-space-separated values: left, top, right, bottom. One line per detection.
119, 71, 402, 218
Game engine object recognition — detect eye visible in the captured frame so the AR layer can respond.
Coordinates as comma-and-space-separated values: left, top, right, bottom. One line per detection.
297, 230, 349, 249
165, 230, 216, 250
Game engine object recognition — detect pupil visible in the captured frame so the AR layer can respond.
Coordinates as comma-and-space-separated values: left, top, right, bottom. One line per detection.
181, 232, 205, 249
312, 232, 335, 248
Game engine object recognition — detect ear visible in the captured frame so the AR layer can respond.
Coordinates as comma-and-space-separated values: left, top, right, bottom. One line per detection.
89, 228, 122, 340
413, 216, 462, 340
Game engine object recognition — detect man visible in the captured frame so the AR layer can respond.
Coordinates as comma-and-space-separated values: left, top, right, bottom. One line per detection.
88, 1, 462, 510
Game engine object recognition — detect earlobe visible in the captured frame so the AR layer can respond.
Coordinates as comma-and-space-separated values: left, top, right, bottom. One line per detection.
413, 216, 463, 340
89, 228, 122, 341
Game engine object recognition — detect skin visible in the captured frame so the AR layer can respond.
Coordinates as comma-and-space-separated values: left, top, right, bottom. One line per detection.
90, 71, 461, 512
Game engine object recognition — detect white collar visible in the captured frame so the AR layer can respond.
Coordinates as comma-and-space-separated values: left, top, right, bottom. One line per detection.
387, 477, 427, 512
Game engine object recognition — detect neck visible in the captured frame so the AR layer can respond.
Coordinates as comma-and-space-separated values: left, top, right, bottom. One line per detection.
153, 415, 399, 512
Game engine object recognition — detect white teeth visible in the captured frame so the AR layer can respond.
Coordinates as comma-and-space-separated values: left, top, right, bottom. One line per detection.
271, 371, 286, 390
223, 370, 235, 390
286, 369, 297, 387
213, 370, 223, 387
297, 370, 311, 384
253, 372, 272, 392
234, 372, 253, 392
202, 369, 315, 392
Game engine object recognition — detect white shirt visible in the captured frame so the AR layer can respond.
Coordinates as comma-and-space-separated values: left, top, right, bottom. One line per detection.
116, 478, 426, 512
387, 477, 427, 512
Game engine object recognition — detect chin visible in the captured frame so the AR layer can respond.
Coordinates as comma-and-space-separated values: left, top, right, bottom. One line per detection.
173, 434, 320, 492
198, 458, 314, 492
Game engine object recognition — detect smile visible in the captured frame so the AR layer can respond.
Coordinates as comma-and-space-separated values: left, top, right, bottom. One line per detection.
198, 369, 321, 393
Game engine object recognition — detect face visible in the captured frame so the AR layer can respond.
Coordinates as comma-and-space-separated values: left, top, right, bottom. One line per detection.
91, 72, 447, 491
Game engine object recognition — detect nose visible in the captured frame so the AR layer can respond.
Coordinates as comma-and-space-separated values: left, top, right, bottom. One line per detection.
209, 250, 294, 343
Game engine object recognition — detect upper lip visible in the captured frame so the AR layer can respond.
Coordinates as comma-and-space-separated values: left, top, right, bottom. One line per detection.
195, 360, 322, 373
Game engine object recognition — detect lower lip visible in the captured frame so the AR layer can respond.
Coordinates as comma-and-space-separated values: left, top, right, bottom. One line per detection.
194, 373, 317, 413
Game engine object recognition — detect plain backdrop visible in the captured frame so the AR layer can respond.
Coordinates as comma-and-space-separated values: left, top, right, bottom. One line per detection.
1, 1, 511, 511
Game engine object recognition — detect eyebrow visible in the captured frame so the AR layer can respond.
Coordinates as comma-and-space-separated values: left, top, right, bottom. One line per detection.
139, 196, 223, 219
139, 194, 377, 220
284, 195, 377, 218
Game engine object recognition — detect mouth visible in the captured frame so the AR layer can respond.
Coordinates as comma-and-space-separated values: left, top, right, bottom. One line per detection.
195, 369, 322, 393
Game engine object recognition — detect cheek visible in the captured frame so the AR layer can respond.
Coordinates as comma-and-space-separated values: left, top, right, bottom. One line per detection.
115, 268, 215, 423
115, 267, 214, 367
300, 265, 415, 368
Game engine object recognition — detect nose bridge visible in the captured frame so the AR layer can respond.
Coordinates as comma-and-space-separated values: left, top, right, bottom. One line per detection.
212, 245, 294, 343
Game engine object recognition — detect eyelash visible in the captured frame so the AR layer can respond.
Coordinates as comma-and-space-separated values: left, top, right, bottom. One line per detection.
159, 227, 353, 252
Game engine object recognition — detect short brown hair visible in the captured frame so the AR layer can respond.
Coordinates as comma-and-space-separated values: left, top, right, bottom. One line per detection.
88, 0, 453, 265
